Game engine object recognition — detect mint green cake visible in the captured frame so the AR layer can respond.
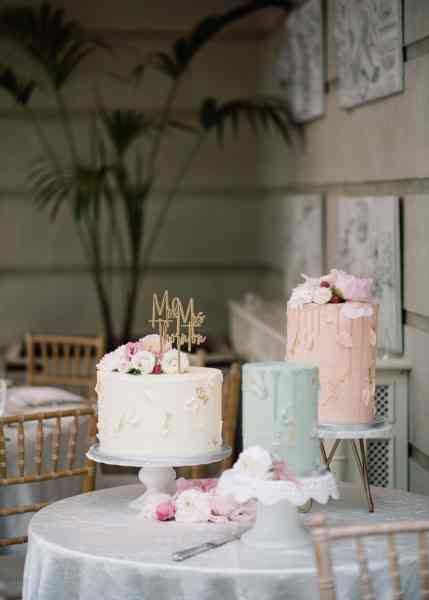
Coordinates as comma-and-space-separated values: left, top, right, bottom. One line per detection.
242, 362, 320, 476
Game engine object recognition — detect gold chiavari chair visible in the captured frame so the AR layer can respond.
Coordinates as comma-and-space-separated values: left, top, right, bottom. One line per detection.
190, 362, 241, 479
0, 407, 97, 598
26, 335, 105, 401
310, 514, 429, 600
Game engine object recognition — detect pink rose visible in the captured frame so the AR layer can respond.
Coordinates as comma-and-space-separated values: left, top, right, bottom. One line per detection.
126, 341, 140, 360
139, 334, 172, 357
156, 501, 176, 521
329, 270, 373, 302
200, 479, 218, 493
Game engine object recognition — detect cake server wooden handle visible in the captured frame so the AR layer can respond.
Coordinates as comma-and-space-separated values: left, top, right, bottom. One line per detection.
172, 529, 247, 561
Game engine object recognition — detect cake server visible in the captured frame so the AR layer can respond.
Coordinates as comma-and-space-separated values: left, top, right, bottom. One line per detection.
172, 527, 250, 561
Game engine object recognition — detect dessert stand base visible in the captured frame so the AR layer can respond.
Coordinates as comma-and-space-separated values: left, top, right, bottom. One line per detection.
218, 468, 339, 551
87, 443, 232, 511
317, 421, 393, 513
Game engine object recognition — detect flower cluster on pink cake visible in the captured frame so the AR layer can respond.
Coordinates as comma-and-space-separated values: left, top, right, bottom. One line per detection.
97, 334, 190, 376
141, 448, 298, 523
288, 270, 374, 309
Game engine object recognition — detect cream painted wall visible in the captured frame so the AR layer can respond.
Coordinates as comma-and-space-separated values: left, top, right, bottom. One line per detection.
260, 0, 429, 493
0, 2, 285, 346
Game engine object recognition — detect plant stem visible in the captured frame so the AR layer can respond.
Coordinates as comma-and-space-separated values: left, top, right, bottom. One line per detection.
55, 89, 79, 164
24, 106, 62, 172
120, 132, 206, 340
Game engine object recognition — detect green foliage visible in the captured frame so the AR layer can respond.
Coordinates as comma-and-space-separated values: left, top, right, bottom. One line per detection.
199, 95, 295, 146
0, 63, 35, 104
0, 2, 105, 88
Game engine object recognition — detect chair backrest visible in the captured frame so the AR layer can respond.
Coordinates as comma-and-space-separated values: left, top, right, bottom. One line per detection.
190, 362, 241, 478
0, 407, 97, 547
310, 514, 429, 600
26, 335, 105, 399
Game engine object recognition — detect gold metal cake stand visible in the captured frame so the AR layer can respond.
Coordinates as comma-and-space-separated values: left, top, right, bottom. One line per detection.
317, 422, 393, 513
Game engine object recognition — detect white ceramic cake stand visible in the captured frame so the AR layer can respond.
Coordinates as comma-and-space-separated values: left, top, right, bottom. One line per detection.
87, 443, 232, 511
217, 468, 339, 550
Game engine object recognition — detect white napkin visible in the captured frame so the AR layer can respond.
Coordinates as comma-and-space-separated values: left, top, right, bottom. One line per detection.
7, 386, 84, 409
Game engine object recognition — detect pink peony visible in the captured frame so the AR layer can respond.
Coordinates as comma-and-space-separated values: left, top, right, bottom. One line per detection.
329, 270, 373, 302
139, 334, 171, 357
272, 461, 298, 483
156, 500, 176, 521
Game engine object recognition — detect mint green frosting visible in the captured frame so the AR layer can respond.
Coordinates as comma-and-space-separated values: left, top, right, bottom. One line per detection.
242, 361, 320, 476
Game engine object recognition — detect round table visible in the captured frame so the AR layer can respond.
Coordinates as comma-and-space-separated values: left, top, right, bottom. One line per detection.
23, 484, 429, 600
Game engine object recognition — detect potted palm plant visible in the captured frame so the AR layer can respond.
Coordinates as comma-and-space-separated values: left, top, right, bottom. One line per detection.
0, 0, 296, 347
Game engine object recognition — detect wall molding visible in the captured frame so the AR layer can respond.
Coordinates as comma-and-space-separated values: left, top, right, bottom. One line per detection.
405, 310, 429, 334
0, 262, 282, 277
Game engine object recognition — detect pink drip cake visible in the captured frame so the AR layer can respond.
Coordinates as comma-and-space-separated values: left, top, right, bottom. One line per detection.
286, 270, 378, 426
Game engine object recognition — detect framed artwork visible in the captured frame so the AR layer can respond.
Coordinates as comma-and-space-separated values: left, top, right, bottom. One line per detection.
277, 0, 324, 123
285, 195, 324, 298
336, 197, 403, 354
335, 0, 404, 109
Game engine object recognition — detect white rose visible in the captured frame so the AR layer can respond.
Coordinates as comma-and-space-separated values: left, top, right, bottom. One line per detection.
301, 274, 322, 288
139, 493, 172, 520
161, 349, 190, 374
97, 345, 130, 373
312, 286, 333, 304
288, 285, 313, 308
139, 334, 172, 357
233, 446, 273, 480
175, 489, 212, 523
130, 350, 156, 374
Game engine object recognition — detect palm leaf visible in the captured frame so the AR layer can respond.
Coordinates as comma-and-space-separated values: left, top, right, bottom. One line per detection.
0, 64, 35, 104
198, 95, 296, 146
0, 2, 106, 88
132, 0, 293, 82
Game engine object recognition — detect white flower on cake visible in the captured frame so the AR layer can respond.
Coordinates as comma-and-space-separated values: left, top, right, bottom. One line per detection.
130, 350, 156, 374
140, 493, 173, 520
161, 349, 190, 374
97, 345, 130, 373
288, 285, 313, 308
139, 334, 172, 357
313, 286, 333, 305
233, 446, 273, 480
175, 489, 212, 523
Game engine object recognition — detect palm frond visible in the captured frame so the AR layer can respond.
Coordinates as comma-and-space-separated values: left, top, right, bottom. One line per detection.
132, 1, 293, 82
0, 2, 106, 88
98, 107, 157, 158
0, 64, 35, 104
198, 95, 296, 146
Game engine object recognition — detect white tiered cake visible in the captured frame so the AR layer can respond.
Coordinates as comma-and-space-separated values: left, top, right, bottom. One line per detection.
95, 335, 223, 459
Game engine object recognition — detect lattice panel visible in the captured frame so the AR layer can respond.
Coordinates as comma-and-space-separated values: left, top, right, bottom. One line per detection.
368, 440, 390, 487
375, 384, 390, 418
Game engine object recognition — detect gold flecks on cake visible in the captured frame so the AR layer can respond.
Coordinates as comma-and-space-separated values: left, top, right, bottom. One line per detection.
196, 386, 209, 404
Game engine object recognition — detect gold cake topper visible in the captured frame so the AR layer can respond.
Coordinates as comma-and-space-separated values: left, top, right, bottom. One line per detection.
150, 291, 206, 372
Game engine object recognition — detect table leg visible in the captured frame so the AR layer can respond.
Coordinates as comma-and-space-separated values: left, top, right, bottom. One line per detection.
320, 439, 341, 471
351, 440, 374, 513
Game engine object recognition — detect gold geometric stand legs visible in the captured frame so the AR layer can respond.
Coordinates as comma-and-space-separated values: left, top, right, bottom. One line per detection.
320, 439, 375, 513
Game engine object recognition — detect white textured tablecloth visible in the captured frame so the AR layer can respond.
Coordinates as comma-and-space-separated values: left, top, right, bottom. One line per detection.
23, 484, 429, 600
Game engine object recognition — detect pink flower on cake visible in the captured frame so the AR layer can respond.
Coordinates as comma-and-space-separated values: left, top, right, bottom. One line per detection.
175, 477, 202, 494
175, 489, 212, 523
126, 341, 140, 359
156, 500, 176, 521
329, 270, 373, 302
130, 350, 156, 374
200, 478, 218, 493
161, 349, 190, 374
139, 334, 171, 357
97, 345, 130, 373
